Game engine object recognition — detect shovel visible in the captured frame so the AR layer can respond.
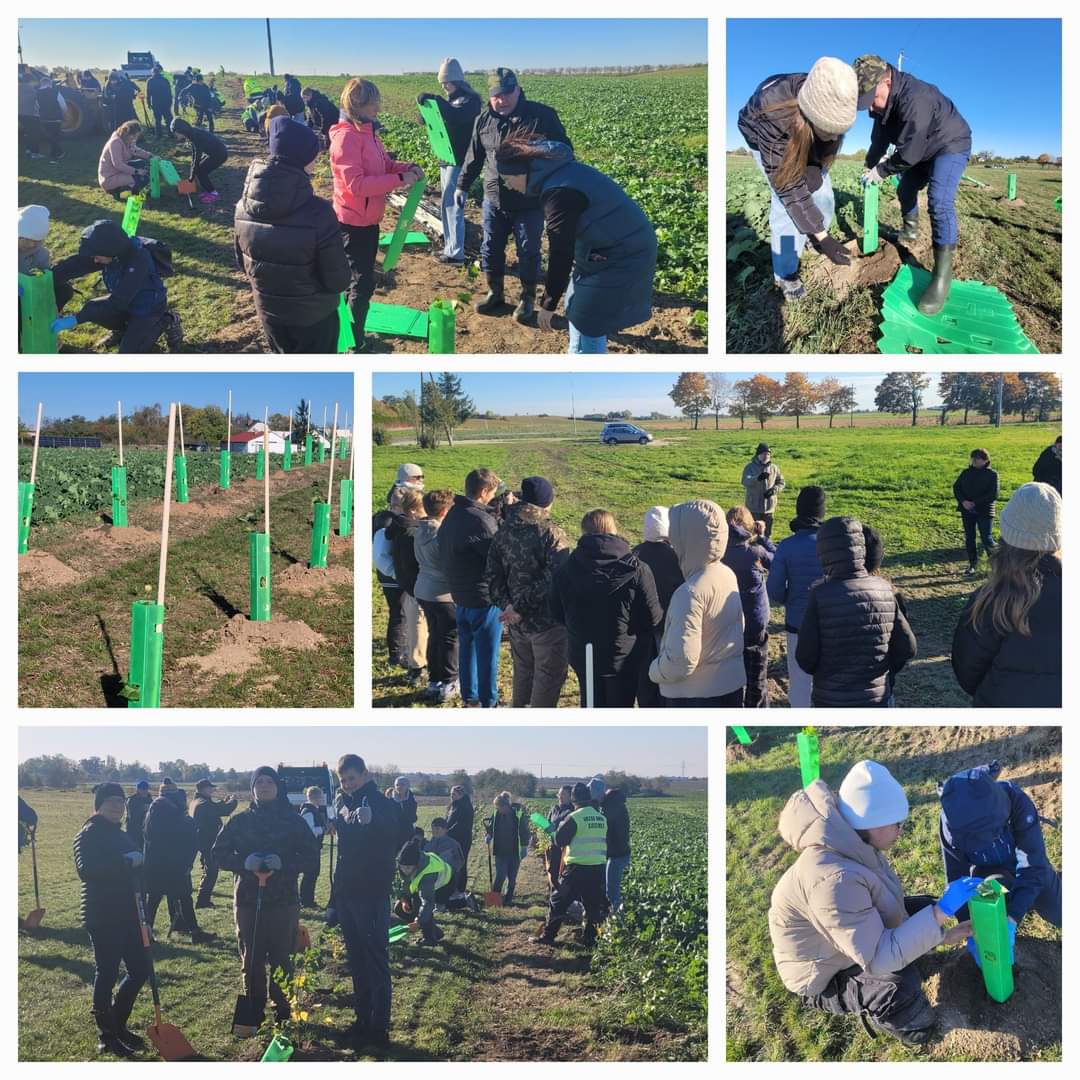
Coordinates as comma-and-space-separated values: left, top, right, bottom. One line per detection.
294, 923, 312, 953
232, 867, 272, 1038
22, 828, 46, 929
484, 844, 503, 908
135, 886, 197, 1060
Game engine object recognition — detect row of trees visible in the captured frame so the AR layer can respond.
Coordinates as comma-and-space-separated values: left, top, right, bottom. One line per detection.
670, 373, 858, 430
380, 374, 475, 449
875, 372, 1061, 426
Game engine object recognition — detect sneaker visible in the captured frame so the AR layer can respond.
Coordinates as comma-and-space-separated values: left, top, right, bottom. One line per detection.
437, 254, 465, 266
438, 681, 460, 704
775, 275, 806, 302
964, 563, 978, 576
163, 310, 183, 352
199, 192, 216, 204
408, 667, 427, 687
529, 933, 557, 946
423, 681, 440, 701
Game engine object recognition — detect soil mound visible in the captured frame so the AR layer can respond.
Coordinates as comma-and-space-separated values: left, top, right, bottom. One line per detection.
18, 550, 81, 590
178, 613, 326, 677
276, 563, 354, 597
811, 239, 901, 299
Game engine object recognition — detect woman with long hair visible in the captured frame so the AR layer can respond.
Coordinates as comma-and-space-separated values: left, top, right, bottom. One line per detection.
97, 120, 152, 199
952, 482, 1061, 707
736, 58, 857, 301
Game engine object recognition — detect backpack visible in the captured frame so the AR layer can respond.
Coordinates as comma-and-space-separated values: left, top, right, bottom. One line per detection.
135, 235, 174, 278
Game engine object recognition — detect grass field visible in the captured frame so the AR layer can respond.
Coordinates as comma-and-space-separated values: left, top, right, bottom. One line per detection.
726, 157, 1062, 353
372, 421, 1060, 708
18, 789, 707, 1061
726, 725, 1061, 1061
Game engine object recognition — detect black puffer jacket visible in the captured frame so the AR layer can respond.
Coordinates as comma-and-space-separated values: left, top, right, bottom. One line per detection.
446, 794, 475, 853
632, 539, 685, 615
795, 517, 917, 707
73, 813, 141, 930
191, 794, 237, 854
602, 788, 630, 859
951, 554, 1061, 707
146, 73, 172, 109
953, 466, 999, 516
305, 90, 339, 135
124, 791, 152, 848
438, 494, 499, 608
143, 794, 198, 893
1032, 446, 1062, 495
385, 511, 422, 597
233, 157, 350, 327
550, 533, 663, 677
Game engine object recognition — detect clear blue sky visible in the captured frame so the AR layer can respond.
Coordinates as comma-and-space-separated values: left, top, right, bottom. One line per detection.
19, 372, 354, 425
18, 726, 708, 777
726, 19, 1061, 158
373, 371, 944, 415
19, 19, 706, 75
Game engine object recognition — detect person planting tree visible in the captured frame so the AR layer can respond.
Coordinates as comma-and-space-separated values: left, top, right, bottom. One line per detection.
171, 117, 228, 204
396, 838, 452, 942
952, 448, 999, 576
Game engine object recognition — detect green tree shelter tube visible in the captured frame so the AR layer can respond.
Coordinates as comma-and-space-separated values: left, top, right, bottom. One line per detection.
219, 450, 231, 489
256, 450, 265, 481
338, 478, 353, 538
149, 155, 161, 199
863, 181, 880, 254
382, 178, 426, 272
797, 729, 820, 787
18, 482, 34, 554
174, 455, 189, 503
389, 924, 410, 944
969, 878, 1015, 1002
428, 298, 456, 354
121, 193, 144, 237
731, 726, 752, 745
111, 465, 128, 527
1007, 173, 1017, 200
250, 532, 271, 622
260, 1034, 294, 1062
18, 271, 59, 354
310, 502, 330, 568
283, 439, 292, 472
304, 435, 314, 466
126, 600, 164, 708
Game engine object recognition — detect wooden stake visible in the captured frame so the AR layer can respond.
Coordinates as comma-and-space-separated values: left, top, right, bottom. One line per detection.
288, 408, 293, 440
327, 402, 339, 505
178, 403, 186, 457
226, 388, 232, 453
157, 403, 177, 607
263, 406, 270, 537
30, 402, 43, 485
348, 421, 355, 481
117, 400, 124, 466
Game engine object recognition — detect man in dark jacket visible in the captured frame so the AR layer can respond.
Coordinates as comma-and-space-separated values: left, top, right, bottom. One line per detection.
1032, 436, 1061, 495
854, 55, 972, 315
332, 753, 402, 1048
298, 786, 330, 908
191, 778, 238, 908
795, 516, 917, 707
953, 449, 999, 574
124, 780, 152, 849
485, 475, 572, 707
438, 468, 503, 707
146, 65, 173, 138
302, 86, 339, 146
35, 78, 64, 164
282, 74, 304, 118
544, 785, 575, 889
187, 74, 216, 130
389, 776, 419, 845
234, 116, 350, 353
171, 116, 228, 199
601, 787, 631, 915
456, 67, 570, 320
484, 793, 530, 905
445, 785, 475, 895
144, 785, 209, 941
73, 783, 149, 1056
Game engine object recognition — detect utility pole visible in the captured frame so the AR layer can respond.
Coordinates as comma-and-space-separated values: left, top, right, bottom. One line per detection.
18, 24, 24, 65
995, 373, 1004, 429
265, 18, 275, 77
850, 384, 855, 428
570, 377, 577, 436
897, 49, 905, 72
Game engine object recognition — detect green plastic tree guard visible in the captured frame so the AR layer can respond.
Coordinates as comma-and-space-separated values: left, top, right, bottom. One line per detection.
158, 158, 180, 186
18, 271, 59, 354
249, 532, 272, 622
283, 440, 292, 472
18, 482, 34, 554
379, 231, 429, 248
529, 811, 555, 834
428, 299, 456, 353
366, 302, 429, 338
260, 1034, 294, 1062
961, 174, 989, 188
417, 97, 458, 164
862, 182, 880, 254
1055, 196, 1062, 211
121, 193, 144, 237
969, 878, 1015, 1003
797, 730, 820, 787
1007, 173, 1017, 200
175, 456, 189, 503
388, 924, 410, 944
111, 466, 129, 527
731, 726, 752, 745
126, 599, 164, 708
336, 292, 355, 353
382, 178, 426, 272
338, 437, 348, 461
310, 501, 330, 568
304, 435, 313, 466
219, 450, 231, 490
149, 156, 161, 199
338, 478, 353, 538
889, 174, 899, 189
316, 439, 325, 464
256, 451, 265, 481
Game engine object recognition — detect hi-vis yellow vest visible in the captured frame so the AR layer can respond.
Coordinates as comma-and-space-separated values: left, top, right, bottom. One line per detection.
409, 851, 453, 893
564, 806, 607, 866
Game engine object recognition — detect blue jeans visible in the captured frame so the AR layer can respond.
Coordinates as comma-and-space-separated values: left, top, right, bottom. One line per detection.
455, 604, 503, 707
566, 275, 607, 353
494, 854, 520, 902
337, 893, 391, 1033
606, 854, 630, 913
897, 152, 967, 245
750, 148, 835, 281
439, 164, 465, 261
480, 198, 543, 281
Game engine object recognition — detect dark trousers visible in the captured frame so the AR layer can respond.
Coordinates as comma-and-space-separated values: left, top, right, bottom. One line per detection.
754, 512, 775, 539
961, 509, 996, 565
480, 198, 543, 280
195, 106, 214, 131
81, 306, 169, 353
572, 657, 636, 708
382, 585, 407, 662
665, 688, 744, 707
341, 222, 380, 339
742, 640, 769, 707
194, 148, 227, 192
636, 637, 664, 707
337, 892, 391, 1033
236, 902, 297, 1015
544, 863, 607, 941
418, 598, 459, 684
196, 850, 218, 905
299, 847, 322, 906
19, 115, 43, 153
41, 120, 62, 159
87, 923, 150, 1023
152, 105, 173, 137
454, 844, 471, 893
147, 888, 198, 932
261, 308, 339, 354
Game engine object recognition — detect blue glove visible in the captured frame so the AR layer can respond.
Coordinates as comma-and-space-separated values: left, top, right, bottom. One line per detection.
938, 875, 984, 917
50, 315, 77, 334
966, 920, 1016, 968
262, 853, 282, 871
454, 189, 467, 210
122, 851, 144, 867
18, 284, 24, 298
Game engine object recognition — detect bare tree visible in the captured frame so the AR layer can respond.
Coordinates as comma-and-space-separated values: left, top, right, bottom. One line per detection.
707, 374, 731, 430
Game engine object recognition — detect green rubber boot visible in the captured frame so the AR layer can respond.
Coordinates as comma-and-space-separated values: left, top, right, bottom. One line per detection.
917, 244, 956, 316
897, 211, 919, 245
514, 281, 537, 324
475, 274, 505, 315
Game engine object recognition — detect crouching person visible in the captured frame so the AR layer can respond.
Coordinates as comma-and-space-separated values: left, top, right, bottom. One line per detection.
397, 838, 453, 944
769, 760, 982, 1046
424, 818, 469, 910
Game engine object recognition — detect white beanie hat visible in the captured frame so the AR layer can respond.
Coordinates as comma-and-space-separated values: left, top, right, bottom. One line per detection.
999, 482, 1062, 552
396, 463, 423, 487
18, 205, 50, 241
438, 57, 465, 84
797, 57, 858, 137
642, 506, 670, 542
837, 760, 908, 830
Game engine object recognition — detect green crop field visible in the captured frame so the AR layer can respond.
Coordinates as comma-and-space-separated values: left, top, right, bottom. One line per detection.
18, 789, 707, 1061
727, 725, 1061, 1061
727, 157, 1062, 353
372, 420, 1060, 708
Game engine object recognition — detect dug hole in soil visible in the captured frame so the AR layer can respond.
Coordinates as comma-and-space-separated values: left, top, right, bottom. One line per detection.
178, 612, 326, 678
18, 550, 81, 591
810, 238, 901, 300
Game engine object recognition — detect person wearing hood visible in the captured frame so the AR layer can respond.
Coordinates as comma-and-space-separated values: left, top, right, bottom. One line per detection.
104, 71, 138, 128
484, 475, 572, 708
72, 783, 151, 1056
330, 78, 423, 352
484, 793, 531, 905
445, 785, 475, 897
212, 766, 320, 1030
187, 73, 216, 130
601, 786, 631, 915
939, 761, 1060, 948
649, 499, 746, 707
723, 505, 777, 708
741, 443, 785, 539
416, 58, 482, 266
123, 780, 152, 850
143, 784, 210, 942
737, 58, 857, 301
1032, 435, 1061, 496
853, 55, 972, 316
373, 468, 424, 670
234, 115, 350, 353
191, 777, 238, 909
493, 131, 657, 352
384, 487, 429, 689
146, 65, 173, 138
171, 116, 228, 203
302, 87, 340, 148
18, 204, 75, 314
770, 761, 982, 1046
97, 119, 153, 198
951, 482, 1061, 707
952, 448, 999, 576
861, 524, 907, 708
439, 468, 504, 708
551, 509, 663, 707
632, 506, 685, 707
766, 485, 826, 708
456, 67, 570, 322
795, 516, 917, 707
397, 838, 452, 944
47, 218, 181, 353
414, 488, 459, 703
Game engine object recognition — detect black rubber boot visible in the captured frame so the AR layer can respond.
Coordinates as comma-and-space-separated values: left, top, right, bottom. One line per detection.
93, 1009, 135, 1057
514, 281, 537, 324
112, 997, 147, 1052
917, 243, 956, 316
475, 274, 505, 315
897, 211, 919, 245
163, 310, 183, 352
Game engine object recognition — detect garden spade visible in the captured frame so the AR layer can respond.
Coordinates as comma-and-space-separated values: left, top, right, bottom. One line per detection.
484, 845, 503, 908
22, 828, 45, 929
232, 867, 273, 1037
295, 923, 312, 952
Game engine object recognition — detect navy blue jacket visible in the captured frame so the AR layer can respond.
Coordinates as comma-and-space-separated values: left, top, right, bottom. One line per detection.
438, 494, 499, 609
333, 780, 401, 899
766, 519, 823, 633
722, 524, 775, 646
147, 73, 172, 109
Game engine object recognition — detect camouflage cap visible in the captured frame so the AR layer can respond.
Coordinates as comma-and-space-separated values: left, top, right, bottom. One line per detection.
853, 54, 890, 109
487, 67, 518, 95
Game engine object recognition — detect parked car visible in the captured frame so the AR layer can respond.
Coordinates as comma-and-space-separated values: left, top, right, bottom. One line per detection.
600, 422, 653, 446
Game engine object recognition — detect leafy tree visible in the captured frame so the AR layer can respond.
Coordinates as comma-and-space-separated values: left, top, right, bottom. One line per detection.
707, 374, 731, 430
728, 380, 754, 430
780, 372, 820, 429
938, 373, 985, 425
816, 377, 857, 428
669, 372, 711, 429
1019, 372, 1062, 422
874, 372, 930, 426
746, 374, 784, 429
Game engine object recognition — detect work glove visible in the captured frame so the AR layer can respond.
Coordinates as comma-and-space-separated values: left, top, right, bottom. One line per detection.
416, 92, 436, 105
807, 232, 851, 266
262, 854, 283, 871
965, 919, 1016, 968
454, 189, 467, 210
861, 165, 885, 186
757, 471, 770, 482
349, 797, 372, 826
938, 875, 984, 917
50, 314, 77, 334
244, 852, 268, 872
536, 307, 556, 332
764, 487, 776, 499
122, 851, 144, 867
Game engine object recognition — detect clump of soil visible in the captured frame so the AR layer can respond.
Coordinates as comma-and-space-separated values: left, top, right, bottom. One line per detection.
276, 563, 354, 596
811, 239, 901, 299
178, 613, 326, 677
79, 524, 159, 549
18, 550, 81, 590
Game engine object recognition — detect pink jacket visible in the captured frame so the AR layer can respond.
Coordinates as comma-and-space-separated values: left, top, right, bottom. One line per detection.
329, 120, 413, 227
98, 133, 152, 192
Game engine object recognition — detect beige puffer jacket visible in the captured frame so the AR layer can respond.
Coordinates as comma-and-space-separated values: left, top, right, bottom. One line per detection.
768, 779, 943, 996
649, 499, 746, 699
